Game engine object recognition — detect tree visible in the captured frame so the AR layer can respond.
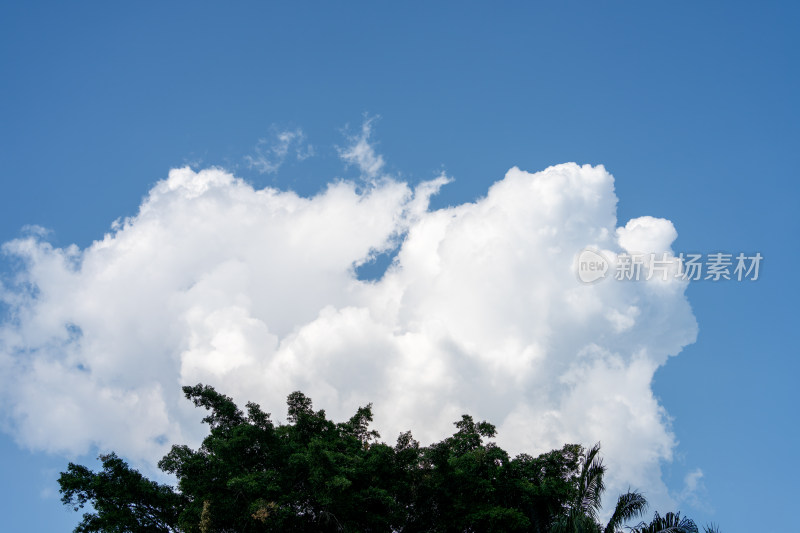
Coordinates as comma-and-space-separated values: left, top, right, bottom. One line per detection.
157, 386, 404, 532
603, 490, 648, 533
550, 443, 647, 533
406, 415, 581, 532
58, 384, 718, 533
626, 512, 723, 533
59, 452, 182, 533
628, 511, 698, 533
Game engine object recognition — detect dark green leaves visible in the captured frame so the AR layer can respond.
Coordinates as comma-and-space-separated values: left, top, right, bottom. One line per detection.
629, 511, 699, 533
58, 385, 720, 533
59, 453, 181, 533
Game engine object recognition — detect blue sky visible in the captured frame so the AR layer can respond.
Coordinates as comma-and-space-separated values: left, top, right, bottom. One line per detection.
1, 2, 798, 531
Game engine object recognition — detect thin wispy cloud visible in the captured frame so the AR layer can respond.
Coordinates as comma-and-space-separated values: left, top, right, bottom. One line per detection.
337, 115, 385, 181
678, 468, 713, 513
245, 127, 314, 174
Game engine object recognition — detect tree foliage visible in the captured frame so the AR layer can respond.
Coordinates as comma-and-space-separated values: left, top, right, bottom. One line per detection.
59, 385, 719, 533
59, 452, 182, 533
550, 443, 647, 533
628, 511, 722, 533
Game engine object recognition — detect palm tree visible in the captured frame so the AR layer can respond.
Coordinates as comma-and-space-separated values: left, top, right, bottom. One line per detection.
550, 443, 648, 533
629, 512, 722, 533
604, 490, 648, 533
628, 511, 698, 533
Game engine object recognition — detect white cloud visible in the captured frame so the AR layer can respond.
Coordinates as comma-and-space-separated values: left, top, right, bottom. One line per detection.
245, 128, 313, 174
678, 468, 712, 513
617, 216, 678, 254
337, 116, 385, 181
0, 160, 698, 513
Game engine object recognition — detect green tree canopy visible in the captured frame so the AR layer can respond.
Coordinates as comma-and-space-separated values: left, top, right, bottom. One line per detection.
59, 384, 719, 533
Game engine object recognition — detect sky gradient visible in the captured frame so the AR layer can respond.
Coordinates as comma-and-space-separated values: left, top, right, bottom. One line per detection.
1, 2, 798, 531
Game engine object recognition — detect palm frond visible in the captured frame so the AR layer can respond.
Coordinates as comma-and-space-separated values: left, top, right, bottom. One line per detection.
603, 490, 647, 533
628, 511, 699, 533
578, 442, 606, 520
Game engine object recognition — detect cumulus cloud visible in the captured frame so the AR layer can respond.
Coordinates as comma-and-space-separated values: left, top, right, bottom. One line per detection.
245, 128, 313, 174
0, 153, 698, 512
617, 216, 678, 254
